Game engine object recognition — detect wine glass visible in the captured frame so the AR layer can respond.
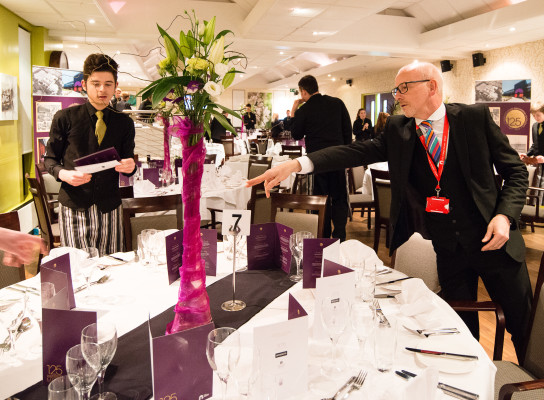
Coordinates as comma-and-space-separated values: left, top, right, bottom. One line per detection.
360, 258, 376, 303
66, 343, 101, 400
48, 376, 78, 400
81, 322, 118, 400
206, 327, 240, 400
320, 296, 349, 376
350, 302, 375, 362
288, 231, 313, 282
140, 229, 158, 266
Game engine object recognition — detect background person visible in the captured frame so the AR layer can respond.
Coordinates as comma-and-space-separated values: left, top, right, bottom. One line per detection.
352, 108, 373, 141
374, 112, 390, 137
242, 103, 256, 131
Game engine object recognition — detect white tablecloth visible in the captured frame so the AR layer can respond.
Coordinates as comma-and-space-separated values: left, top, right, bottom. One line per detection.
0, 252, 495, 399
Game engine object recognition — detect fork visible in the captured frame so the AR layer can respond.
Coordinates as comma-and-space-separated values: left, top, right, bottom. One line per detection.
340, 370, 367, 399
403, 325, 459, 337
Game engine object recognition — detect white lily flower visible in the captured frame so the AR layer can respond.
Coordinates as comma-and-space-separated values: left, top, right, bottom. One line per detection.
204, 81, 223, 97
214, 63, 229, 77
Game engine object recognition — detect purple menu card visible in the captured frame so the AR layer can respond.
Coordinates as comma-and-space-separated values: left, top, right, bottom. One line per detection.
166, 229, 217, 284
143, 168, 160, 187
41, 253, 76, 309
247, 223, 292, 273
322, 259, 353, 277
40, 267, 70, 310
150, 322, 214, 400
288, 293, 308, 320
302, 238, 338, 289
42, 308, 96, 384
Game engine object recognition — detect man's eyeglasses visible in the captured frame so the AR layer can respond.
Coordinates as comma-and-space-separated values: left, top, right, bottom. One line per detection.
391, 80, 430, 96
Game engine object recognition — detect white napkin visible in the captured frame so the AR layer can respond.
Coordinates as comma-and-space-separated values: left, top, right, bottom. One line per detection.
339, 239, 383, 268
274, 155, 290, 162
133, 179, 155, 194
397, 278, 441, 327
227, 170, 244, 185
218, 165, 232, 178
380, 367, 439, 400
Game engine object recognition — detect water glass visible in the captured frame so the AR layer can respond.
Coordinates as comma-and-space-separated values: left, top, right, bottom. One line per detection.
48, 376, 78, 400
80, 247, 99, 302
360, 258, 376, 302
350, 302, 375, 359
140, 229, 158, 266
66, 343, 101, 400
41, 282, 56, 306
206, 327, 240, 400
374, 316, 397, 372
320, 296, 349, 376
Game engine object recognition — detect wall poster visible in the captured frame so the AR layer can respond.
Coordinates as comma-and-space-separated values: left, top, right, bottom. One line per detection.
485, 102, 531, 153
36, 102, 62, 132
0, 73, 18, 120
476, 79, 531, 103
247, 91, 273, 129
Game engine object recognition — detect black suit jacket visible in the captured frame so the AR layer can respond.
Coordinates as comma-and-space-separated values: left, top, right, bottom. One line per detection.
308, 103, 528, 261
526, 121, 542, 156
291, 93, 352, 153
44, 102, 136, 212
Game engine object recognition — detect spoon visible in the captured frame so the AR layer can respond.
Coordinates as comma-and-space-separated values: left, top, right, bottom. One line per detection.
74, 275, 110, 293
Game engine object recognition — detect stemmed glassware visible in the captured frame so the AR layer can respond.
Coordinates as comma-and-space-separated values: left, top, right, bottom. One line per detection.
206, 327, 241, 400
81, 322, 118, 400
48, 376, 78, 400
320, 296, 349, 377
80, 247, 99, 302
66, 343, 101, 400
350, 302, 375, 363
288, 231, 313, 282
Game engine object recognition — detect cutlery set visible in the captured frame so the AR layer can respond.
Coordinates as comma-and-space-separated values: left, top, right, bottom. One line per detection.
74, 274, 110, 293
403, 325, 460, 338
395, 369, 479, 399
324, 370, 367, 400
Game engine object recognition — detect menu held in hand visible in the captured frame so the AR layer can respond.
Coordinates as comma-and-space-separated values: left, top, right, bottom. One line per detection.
74, 147, 121, 173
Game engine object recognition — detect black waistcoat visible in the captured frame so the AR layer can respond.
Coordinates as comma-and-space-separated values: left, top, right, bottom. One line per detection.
408, 135, 487, 253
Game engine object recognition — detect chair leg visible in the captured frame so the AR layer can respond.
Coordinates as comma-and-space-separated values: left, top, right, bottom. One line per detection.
531, 222, 535, 233
385, 226, 390, 248
373, 223, 380, 252
367, 208, 372, 229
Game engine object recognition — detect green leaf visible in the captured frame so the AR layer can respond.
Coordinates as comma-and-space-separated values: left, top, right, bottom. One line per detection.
214, 104, 241, 121
151, 76, 192, 107
203, 16, 216, 45
179, 31, 192, 58
215, 29, 233, 40
203, 118, 211, 140
222, 68, 236, 88
186, 31, 196, 54
137, 80, 160, 98
157, 24, 180, 63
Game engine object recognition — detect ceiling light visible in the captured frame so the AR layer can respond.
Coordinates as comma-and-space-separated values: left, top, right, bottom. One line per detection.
332, 78, 336, 81
89, 19, 95, 24
116, 50, 120, 55
509, 26, 516, 32
327, 74, 331, 77
485, 44, 490, 48
312, 31, 337, 36
280, 52, 284, 55
290, 7, 321, 17
510, 0, 526, 4
74, 45, 78, 48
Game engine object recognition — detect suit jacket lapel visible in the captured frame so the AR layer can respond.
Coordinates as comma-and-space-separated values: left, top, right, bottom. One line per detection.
446, 104, 471, 187
398, 119, 416, 198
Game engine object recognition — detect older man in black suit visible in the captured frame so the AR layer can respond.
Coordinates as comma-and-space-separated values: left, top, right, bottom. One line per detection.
247, 62, 532, 358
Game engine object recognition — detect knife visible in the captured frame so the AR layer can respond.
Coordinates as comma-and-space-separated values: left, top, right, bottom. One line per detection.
405, 347, 479, 360
401, 370, 479, 399
374, 293, 397, 298
376, 277, 412, 286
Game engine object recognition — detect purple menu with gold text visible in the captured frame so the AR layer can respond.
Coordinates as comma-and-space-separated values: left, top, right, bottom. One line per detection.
42, 309, 96, 385
41, 253, 76, 309
247, 223, 292, 273
288, 293, 308, 320
151, 322, 214, 400
323, 259, 353, 277
143, 168, 160, 187
302, 238, 338, 288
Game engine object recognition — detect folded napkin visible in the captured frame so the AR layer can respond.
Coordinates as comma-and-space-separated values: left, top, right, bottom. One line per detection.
218, 165, 232, 178
379, 367, 438, 400
133, 179, 156, 194
339, 239, 383, 268
226, 170, 244, 185
396, 278, 441, 327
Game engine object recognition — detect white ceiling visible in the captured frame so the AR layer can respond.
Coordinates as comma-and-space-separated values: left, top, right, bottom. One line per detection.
2, 0, 543, 90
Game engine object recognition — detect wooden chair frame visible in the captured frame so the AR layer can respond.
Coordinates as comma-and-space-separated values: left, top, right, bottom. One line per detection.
270, 192, 328, 238
370, 168, 391, 251
26, 173, 60, 253
347, 167, 374, 228
0, 211, 26, 283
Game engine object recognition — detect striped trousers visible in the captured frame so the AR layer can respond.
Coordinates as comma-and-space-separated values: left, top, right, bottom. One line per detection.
59, 204, 123, 256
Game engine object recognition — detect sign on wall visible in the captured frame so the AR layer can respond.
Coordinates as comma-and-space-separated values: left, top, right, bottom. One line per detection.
485, 102, 531, 153
0, 73, 18, 120
475, 79, 531, 103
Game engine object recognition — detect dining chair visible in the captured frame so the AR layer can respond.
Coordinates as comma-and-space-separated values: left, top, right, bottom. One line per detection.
257, 139, 268, 155
347, 167, 374, 228
248, 155, 273, 177
35, 162, 61, 223
204, 153, 217, 165
391, 233, 441, 293
121, 194, 183, 251
280, 145, 303, 159
0, 211, 27, 288
248, 139, 259, 155
220, 135, 240, 160
270, 192, 328, 238
119, 185, 134, 199
26, 174, 61, 253
520, 165, 544, 232
370, 168, 391, 251
291, 173, 312, 195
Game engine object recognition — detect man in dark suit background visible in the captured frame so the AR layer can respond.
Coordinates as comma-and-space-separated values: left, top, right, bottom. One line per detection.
210, 111, 232, 143
242, 104, 256, 131
290, 75, 352, 241
247, 62, 532, 357
520, 103, 544, 202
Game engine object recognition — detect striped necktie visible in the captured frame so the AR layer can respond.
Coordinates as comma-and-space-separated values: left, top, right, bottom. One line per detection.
95, 110, 106, 145
420, 120, 441, 165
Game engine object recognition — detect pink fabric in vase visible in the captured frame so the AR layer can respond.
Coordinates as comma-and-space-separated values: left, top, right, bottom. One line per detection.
166, 117, 212, 334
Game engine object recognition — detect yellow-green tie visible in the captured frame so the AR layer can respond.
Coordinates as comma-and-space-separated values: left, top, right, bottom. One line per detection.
539, 123, 543, 135
95, 110, 106, 145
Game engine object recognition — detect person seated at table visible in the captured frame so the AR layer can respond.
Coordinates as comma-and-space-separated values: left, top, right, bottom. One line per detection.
270, 113, 283, 140
352, 108, 373, 141
120, 92, 132, 110
210, 111, 232, 143
44, 53, 136, 256
374, 112, 390, 137
0, 228, 48, 267
283, 109, 292, 132
138, 96, 154, 123
243, 104, 256, 131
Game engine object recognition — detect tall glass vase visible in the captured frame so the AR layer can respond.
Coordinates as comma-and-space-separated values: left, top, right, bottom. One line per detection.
166, 116, 212, 334
162, 116, 171, 173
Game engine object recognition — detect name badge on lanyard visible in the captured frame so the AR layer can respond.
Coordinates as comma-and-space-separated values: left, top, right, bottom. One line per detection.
418, 116, 450, 214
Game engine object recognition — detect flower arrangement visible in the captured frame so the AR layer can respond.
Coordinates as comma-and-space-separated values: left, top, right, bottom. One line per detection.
138, 11, 246, 335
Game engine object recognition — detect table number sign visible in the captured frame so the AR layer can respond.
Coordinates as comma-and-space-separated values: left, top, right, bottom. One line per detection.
149, 321, 214, 400
247, 223, 293, 273
302, 238, 338, 289
41, 253, 76, 309
254, 316, 308, 398
221, 209, 251, 236
42, 308, 96, 384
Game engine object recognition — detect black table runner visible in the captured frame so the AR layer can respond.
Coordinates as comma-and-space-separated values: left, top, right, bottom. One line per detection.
15, 269, 295, 400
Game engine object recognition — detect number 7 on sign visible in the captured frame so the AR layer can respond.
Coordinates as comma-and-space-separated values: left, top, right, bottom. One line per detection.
221, 210, 251, 236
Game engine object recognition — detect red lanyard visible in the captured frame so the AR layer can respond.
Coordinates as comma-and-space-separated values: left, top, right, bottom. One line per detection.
417, 115, 449, 197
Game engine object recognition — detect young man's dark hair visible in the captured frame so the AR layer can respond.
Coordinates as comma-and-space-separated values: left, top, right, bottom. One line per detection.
298, 75, 319, 95
83, 53, 119, 82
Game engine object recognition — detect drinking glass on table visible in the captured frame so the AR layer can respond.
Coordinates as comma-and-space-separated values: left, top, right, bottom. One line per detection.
288, 231, 313, 282
81, 322, 118, 400
360, 258, 377, 303
320, 296, 349, 376
374, 316, 397, 373
206, 327, 240, 400
48, 376, 78, 400
80, 247, 99, 302
66, 343, 101, 400
350, 302, 375, 362
140, 229, 158, 266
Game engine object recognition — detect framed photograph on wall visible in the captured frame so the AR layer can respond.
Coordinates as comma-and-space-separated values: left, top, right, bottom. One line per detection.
36, 136, 49, 164
0, 73, 18, 120
36, 102, 62, 132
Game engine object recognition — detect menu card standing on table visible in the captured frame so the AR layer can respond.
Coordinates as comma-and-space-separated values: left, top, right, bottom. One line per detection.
149, 321, 214, 400
247, 223, 293, 273
41, 253, 76, 309
302, 238, 338, 288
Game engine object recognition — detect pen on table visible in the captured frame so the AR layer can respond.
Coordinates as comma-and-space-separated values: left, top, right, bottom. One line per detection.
405, 347, 479, 360
107, 255, 127, 262
376, 276, 412, 286
399, 370, 479, 400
